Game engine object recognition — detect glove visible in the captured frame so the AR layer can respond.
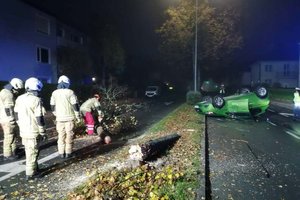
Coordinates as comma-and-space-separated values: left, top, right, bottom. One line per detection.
76, 117, 81, 124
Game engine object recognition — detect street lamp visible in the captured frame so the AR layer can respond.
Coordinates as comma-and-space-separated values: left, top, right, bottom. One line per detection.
194, 0, 198, 91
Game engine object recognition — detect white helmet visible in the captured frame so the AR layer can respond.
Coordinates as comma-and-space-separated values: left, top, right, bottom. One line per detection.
58, 75, 70, 84
25, 77, 43, 91
10, 78, 24, 90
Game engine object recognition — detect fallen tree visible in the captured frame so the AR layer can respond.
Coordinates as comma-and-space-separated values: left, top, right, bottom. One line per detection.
129, 133, 181, 161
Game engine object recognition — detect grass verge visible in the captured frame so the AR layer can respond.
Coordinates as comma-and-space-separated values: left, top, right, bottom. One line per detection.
269, 88, 294, 102
67, 103, 204, 200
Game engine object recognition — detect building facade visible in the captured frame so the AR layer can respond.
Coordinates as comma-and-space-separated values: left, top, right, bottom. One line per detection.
247, 60, 299, 88
0, 0, 87, 83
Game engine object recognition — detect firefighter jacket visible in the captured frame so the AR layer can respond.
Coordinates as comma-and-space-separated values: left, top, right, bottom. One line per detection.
0, 87, 15, 123
14, 92, 46, 138
50, 88, 80, 122
294, 91, 300, 106
80, 98, 103, 116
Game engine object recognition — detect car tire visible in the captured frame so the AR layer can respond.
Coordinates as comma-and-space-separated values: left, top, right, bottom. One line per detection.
212, 95, 225, 108
202, 95, 212, 103
255, 86, 268, 99
240, 88, 250, 94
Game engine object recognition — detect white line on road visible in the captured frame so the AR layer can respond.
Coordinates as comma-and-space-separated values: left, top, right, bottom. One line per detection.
285, 131, 300, 140
267, 120, 277, 126
279, 113, 293, 117
0, 152, 59, 182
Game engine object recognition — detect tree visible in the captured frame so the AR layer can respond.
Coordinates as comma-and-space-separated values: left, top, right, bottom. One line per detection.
88, 17, 126, 87
57, 46, 93, 84
157, 0, 243, 84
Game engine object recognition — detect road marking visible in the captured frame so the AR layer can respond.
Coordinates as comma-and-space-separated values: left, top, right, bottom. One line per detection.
268, 109, 276, 113
285, 131, 300, 140
267, 121, 277, 126
0, 152, 59, 182
279, 113, 293, 117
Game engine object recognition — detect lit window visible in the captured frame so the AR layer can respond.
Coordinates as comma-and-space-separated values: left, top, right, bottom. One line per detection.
37, 47, 50, 64
36, 15, 50, 35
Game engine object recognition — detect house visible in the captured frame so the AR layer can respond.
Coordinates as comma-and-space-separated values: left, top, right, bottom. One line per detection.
245, 60, 299, 88
0, 0, 88, 83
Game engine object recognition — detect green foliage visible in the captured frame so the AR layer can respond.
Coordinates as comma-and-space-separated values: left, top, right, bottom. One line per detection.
269, 88, 294, 102
68, 165, 184, 199
99, 86, 138, 135
186, 90, 202, 105
90, 22, 126, 81
0, 81, 6, 89
57, 46, 93, 84
157, 0, 243, 80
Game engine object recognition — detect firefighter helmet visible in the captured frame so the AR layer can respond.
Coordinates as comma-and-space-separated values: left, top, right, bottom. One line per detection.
25, 77, 43, 91
58, 75, 70, 84
10, 78, 24, 90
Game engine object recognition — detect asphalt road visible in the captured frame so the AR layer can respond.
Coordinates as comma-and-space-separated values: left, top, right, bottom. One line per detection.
206, 106, 300, 199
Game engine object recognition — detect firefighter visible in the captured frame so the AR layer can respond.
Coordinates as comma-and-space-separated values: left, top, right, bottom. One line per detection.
0, 78, 24, 161
14, 77, 47, 180
50, 75, 81, 159
293, 87, 300, 119
80, 93, 104, 135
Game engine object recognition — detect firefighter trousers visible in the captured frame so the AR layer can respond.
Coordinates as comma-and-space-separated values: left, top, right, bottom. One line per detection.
1, 122, 16, 157
22, 137, 39, 176
56, 121, 75, 155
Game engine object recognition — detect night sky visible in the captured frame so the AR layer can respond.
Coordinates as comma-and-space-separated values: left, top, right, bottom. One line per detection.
23, 0, 300, 66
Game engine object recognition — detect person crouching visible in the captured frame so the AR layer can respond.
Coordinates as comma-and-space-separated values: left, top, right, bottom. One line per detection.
80, 93, 104, 135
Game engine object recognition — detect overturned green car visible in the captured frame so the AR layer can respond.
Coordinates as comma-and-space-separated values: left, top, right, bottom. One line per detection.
194, 86, 270, 118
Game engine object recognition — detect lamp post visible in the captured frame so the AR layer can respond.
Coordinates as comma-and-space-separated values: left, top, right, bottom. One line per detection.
194, 0, 198, 91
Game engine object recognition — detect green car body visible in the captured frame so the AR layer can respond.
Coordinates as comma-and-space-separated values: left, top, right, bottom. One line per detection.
194, 86, 270, 118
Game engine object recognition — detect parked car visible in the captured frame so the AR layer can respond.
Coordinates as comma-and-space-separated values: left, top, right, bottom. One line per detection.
194, 86, 270, 118
145, 86, 160, 98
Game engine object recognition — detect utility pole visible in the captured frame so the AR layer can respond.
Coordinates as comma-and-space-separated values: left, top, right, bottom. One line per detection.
194, 0, 198, 91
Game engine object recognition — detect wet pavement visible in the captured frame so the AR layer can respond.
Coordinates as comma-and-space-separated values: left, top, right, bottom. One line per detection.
200, 100, 300, 199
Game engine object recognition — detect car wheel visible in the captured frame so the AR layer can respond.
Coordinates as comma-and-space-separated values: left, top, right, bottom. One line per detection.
202, 95, 212, 103
212, 95, 225, 108
255, 86, 268, 99
240, 88, 250, 94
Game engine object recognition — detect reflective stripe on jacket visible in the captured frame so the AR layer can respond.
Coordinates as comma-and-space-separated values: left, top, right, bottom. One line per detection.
0, 88, 15, 123
80, 98, 102, 116
50, 88, 79, 121
14, 93, 45, 138
294, 92, 300, 106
